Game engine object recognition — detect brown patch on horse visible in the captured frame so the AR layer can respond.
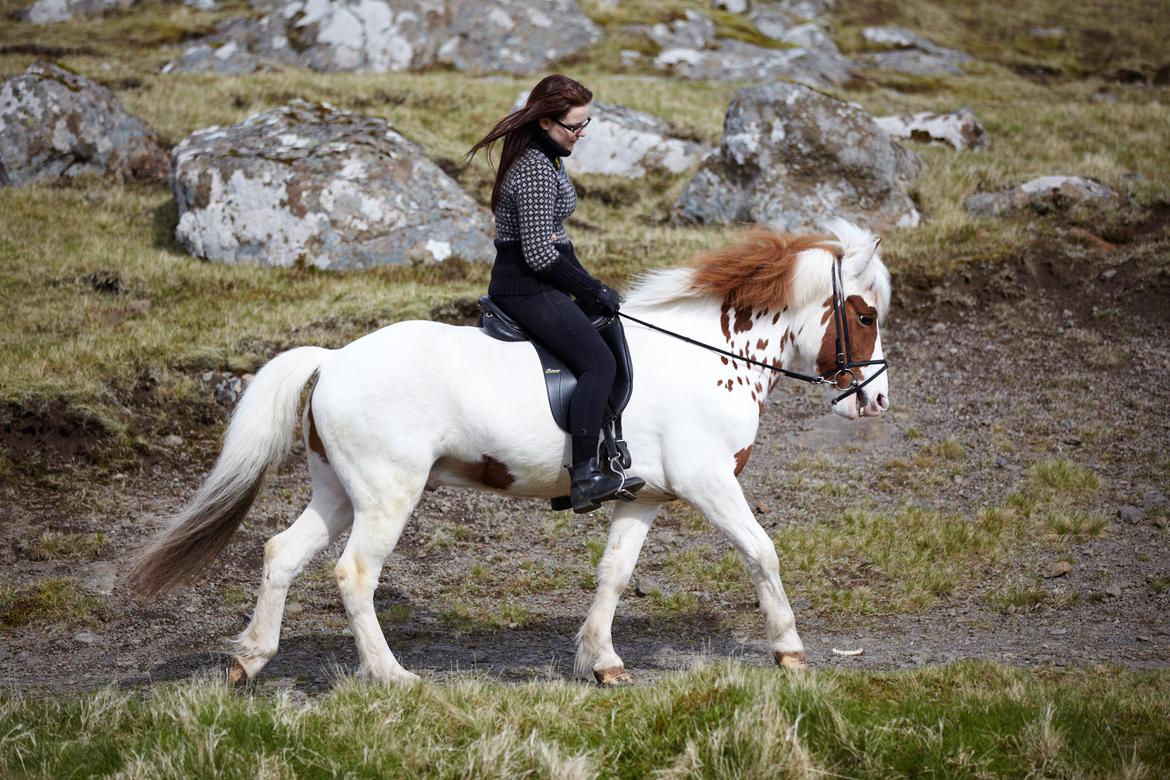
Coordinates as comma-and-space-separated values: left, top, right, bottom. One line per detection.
733, 305, 754, 334
733, 445, 752, 476
306, 404, 328, 463
720, 303, 732, 341
756, 338, 768, 351
817, 294, 879, 385
439, 454, 516, 490
690, 227, 837, 311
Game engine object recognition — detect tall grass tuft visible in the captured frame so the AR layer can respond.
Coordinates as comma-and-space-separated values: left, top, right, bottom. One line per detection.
1, 662, 1168, 778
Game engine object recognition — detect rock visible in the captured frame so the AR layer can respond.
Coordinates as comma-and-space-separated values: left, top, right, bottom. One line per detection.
1117, 505, 1144, 525
162, 434, 184, 448
21, 0, 135, 24
630, 10, 715, 50
433, 0, 603, 75
674, 82, 922, 231
0, 62, 168, 187
511, 92, 712, 177
1044, 560, 1072, 578
633, 576, 660, 597
171, 100, 493, 268
569, 103, 712, 177
1153, 515, 1169, 530
751, 0, 837, 38
964, 176, 1120, 218
1104, 583, 1122, 597
858, 26, 970, 76
1144, 490, 1168, 508
655, 38, 854, 86
162, 39, 270, 76
164, 0, 601, 76
80, 562, 117, 595
215, 375, 243, 405
875, 108, 988, 150
73, 631, 103, 644
754, 498, 770, 514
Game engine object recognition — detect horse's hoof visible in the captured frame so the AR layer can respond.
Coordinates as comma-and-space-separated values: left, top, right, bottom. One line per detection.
227, 658, 250, 688
774, 651, 809, 670
594, 666, 634, 686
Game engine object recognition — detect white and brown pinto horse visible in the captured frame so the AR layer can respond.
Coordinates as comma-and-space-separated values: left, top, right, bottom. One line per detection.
129, 218, 891, 686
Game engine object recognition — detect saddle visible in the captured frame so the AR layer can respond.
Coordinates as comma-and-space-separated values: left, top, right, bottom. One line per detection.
479, 295, 635, 510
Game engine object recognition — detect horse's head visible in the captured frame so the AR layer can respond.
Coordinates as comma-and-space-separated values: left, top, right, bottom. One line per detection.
808, 219, 891, 420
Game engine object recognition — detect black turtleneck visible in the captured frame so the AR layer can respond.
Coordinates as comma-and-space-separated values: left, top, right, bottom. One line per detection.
531, 125, 572, 161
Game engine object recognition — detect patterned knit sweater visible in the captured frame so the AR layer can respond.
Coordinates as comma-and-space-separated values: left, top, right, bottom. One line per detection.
488, 140, 607, 303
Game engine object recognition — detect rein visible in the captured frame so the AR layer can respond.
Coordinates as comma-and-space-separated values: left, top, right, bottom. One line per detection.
617, 260, 888, 414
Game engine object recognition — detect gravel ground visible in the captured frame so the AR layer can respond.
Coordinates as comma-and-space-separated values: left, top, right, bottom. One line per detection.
2, 229, 1167, 694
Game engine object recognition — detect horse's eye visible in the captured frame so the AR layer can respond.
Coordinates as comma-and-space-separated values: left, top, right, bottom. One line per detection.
858, 314, 875, 327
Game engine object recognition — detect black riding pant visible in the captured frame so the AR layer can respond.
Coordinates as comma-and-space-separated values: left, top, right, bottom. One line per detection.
493, 289, 616, 467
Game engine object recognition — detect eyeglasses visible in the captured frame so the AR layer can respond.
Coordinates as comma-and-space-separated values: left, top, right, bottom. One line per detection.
554, 116, 592, 136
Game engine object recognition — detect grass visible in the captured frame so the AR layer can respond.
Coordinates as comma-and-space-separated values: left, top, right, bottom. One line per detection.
0, 577, 107, 631
16, 530, 109, 561
765, 456, 1106, 614
0, 661, 1167, 778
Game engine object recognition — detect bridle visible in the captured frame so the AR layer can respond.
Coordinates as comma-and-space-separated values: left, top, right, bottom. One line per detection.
823, 253, 889, 415
616, 256, 888, 416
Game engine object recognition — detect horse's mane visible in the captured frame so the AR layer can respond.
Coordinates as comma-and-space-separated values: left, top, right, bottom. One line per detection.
624, 227, 841, 312
690, 228, 840, 310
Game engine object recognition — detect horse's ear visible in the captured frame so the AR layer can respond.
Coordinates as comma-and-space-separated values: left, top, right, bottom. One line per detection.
841, 235, 880, 279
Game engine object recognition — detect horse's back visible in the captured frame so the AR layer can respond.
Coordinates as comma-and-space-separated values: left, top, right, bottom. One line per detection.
309, 320, 565, 475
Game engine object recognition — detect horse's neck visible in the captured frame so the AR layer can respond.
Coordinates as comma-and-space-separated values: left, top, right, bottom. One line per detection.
627, 295, 805, 374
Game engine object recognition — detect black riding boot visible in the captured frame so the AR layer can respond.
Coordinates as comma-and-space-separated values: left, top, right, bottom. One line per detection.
570, 458, 643, 514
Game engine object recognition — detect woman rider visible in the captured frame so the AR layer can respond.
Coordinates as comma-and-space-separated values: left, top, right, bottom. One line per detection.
465, 74, 644, 514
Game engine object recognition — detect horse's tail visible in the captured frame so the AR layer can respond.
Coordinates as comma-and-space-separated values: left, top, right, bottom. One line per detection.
127, 346, 331, 596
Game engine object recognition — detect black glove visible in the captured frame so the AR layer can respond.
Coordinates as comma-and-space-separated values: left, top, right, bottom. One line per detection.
595, 286, 621, 315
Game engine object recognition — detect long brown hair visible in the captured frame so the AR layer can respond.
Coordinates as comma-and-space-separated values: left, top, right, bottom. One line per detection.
464, 74, 593, 212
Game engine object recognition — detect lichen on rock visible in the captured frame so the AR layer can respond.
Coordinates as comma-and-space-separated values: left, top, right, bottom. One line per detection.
0, 61, 167, 187
171, 100, 494, 268
674, 82, 922, 232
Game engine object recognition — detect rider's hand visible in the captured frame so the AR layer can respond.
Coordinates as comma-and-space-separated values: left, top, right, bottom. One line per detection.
596, 286, 621, 315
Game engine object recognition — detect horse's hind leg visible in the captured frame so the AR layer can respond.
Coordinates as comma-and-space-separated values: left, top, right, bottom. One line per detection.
230, 455, 353, 685
576, 501, 660, 685
334, 466, 426, 684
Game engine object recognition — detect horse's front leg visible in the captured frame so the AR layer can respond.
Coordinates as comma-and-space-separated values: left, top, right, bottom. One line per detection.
575, 501, 661, 685
680, 474, 806, 668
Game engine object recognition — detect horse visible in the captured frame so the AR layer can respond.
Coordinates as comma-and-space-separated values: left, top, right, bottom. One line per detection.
128, 217, 891, 686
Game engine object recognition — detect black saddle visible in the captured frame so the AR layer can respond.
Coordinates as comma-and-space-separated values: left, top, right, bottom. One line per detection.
478, 296, 633, 431
479, 295, 635, 511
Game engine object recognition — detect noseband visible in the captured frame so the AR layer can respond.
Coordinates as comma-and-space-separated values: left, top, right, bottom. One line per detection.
616, 257, 889, 414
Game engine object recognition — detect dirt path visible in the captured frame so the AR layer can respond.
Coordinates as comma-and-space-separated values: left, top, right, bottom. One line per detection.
2, 239, 1167, 693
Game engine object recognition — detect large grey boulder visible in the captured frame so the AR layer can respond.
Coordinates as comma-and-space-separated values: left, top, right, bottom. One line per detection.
858, 26, 970, 76
509, 93, 712, 178
171, 100, 494, 268
0, 62, 168, 187
875, 108, 988, 150
964, 176, 1119, 218
21, 0, 135, 23
569, 104, 712, 178
163, 0, 601, 75
674, 83, 922, 231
